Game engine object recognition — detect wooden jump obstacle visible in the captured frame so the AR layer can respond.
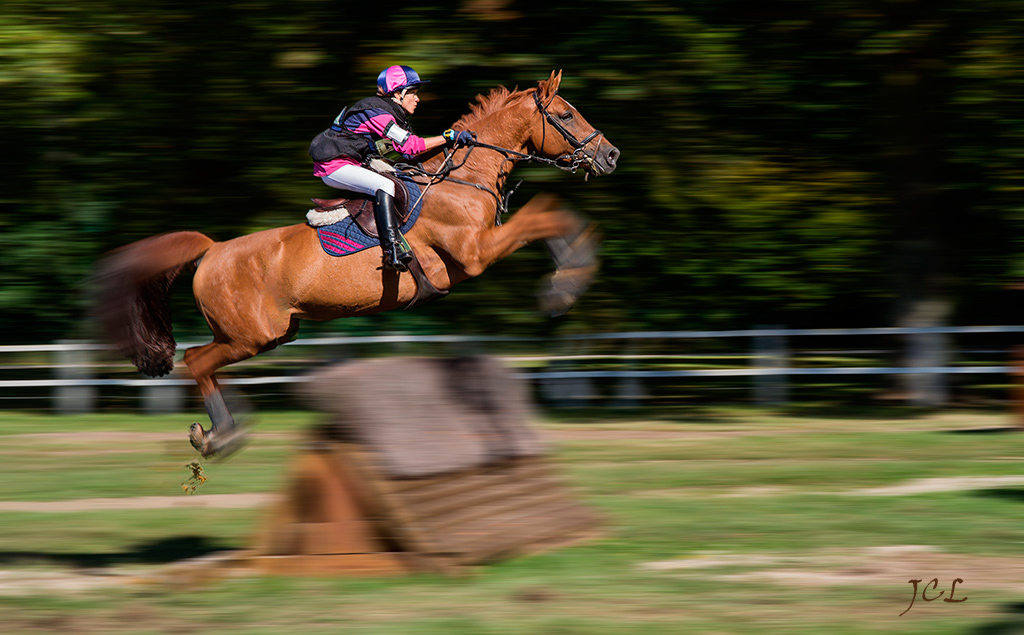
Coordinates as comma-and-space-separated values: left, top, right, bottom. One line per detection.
243, 356, 600, 576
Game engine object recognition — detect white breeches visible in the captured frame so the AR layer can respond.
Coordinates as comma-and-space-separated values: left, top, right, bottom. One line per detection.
321, 164, 396, 197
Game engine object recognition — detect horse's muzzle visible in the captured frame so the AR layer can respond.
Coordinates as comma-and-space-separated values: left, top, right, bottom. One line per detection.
592, 141, 620, 176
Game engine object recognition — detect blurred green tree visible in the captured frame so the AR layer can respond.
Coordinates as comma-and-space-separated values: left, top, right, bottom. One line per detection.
2, 0, 1023, 342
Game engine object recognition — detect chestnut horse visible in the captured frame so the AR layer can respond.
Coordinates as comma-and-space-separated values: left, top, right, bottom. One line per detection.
95, 71, 618, 457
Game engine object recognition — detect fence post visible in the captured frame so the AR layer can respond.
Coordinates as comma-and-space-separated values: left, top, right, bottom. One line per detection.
55, 340, 96, 414
1014, 345, 1024, 429
142, 372, 185, 414
903, 329, 948, 407
752, 328, 789, 406
539, 339, 596, 408
613, 340, 645, 408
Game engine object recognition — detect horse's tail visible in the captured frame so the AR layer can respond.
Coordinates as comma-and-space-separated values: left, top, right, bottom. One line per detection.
93, 231, 215, 377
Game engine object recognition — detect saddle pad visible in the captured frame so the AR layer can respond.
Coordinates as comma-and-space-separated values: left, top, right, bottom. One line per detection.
316, 176, 424, 257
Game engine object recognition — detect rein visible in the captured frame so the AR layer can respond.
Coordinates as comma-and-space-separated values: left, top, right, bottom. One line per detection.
397, 89, 604, 223
468, 93, 603, 175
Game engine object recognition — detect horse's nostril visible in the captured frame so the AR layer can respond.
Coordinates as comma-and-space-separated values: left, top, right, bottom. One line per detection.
607, 148, 620, 166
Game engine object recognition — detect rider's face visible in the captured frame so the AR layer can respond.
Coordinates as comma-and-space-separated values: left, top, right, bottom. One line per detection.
398, 88, 420, 114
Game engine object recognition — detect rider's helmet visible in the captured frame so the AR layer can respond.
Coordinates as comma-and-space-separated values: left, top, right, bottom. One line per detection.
377, 65, 430, 96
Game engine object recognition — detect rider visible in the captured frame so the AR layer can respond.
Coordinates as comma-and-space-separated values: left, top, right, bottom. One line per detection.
310, 65, 475, 271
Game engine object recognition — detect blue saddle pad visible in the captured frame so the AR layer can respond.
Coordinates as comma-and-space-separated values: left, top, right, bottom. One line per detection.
316, 175, 424, 257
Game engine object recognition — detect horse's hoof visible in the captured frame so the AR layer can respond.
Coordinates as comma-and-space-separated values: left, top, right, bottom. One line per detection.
208, 428, 248, 460
189, 422, 207, 454
537, 265, 598, 317
189, 423, 247, 459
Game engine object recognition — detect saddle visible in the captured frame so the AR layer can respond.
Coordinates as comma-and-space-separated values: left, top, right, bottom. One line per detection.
308, 172, 412, 237
308, 168, 448, 310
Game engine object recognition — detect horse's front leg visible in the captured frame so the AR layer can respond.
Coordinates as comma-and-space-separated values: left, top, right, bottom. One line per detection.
468, 194, 584, 271
538, 223, 600, 316
468, 194, 599, 315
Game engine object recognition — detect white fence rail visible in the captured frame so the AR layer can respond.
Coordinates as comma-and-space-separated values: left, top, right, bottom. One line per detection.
1, 326, 1022, 412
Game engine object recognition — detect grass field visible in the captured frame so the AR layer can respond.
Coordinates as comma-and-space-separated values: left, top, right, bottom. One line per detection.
0, 406, 1022, 634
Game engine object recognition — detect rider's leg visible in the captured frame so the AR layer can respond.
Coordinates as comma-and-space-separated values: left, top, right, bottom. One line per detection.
374, 189, 413, 271
321, 165, 411, 271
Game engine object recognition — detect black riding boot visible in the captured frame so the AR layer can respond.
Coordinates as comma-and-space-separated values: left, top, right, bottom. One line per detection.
374, 190, 413, 271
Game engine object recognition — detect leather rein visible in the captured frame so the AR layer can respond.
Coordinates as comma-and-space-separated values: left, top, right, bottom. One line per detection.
466, 91, 604, 174
398, 90, 604, 223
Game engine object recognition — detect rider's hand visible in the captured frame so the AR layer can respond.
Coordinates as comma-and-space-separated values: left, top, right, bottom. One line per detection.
443, 129, 475, 146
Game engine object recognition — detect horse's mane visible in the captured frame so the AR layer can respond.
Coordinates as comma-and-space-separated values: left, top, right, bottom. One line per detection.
451, 85, 535, 130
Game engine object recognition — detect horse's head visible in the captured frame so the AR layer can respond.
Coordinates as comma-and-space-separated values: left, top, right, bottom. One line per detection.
527, 71, 619, 177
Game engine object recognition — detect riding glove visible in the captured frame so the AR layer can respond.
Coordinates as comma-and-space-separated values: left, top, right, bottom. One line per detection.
443, 129, 475, 146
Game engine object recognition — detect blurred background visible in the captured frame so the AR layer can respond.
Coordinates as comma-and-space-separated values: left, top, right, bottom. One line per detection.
2, 0, 1024, 347
4, 5, 1024, 629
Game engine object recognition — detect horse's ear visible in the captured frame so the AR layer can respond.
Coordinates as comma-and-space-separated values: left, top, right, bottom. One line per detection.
538, 69, 563, 103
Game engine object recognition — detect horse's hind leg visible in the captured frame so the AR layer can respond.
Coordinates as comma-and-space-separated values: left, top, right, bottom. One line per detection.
183, 340, 260, 458
184, 255, 300, 456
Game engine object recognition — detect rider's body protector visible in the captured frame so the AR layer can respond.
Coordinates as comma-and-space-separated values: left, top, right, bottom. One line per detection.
310, 96, 426, 174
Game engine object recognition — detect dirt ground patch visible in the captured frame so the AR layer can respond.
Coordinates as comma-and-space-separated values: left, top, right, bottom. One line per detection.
3, 472, 1023, 513
8, 431, 293, 443
543, 424, 1021, 442
629, 474, 1024, 500
8, 422, 1018, 445
642, 544, 1024, 614
0, 493, 276, 513
844, 475, 1024, 496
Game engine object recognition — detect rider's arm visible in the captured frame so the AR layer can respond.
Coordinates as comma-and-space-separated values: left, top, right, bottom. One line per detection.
413, 131, 474, 156
359, 112, 448, 157
387, 128, 449, 156
416, 136, 447, 155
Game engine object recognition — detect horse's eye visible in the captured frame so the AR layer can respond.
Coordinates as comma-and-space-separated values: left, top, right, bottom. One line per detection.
559, 111, 574, 121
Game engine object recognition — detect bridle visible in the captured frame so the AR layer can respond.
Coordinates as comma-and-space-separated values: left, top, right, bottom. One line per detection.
458, 91, 604, 174
531, 90, 603, 173
398, 89, 605, 222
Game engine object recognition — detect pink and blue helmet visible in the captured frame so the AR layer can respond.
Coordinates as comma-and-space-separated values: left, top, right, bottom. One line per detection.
377, 65, 430, 95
